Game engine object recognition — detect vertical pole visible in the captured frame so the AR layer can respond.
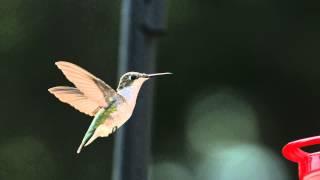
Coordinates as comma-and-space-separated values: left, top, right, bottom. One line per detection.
112, 0, 166, 180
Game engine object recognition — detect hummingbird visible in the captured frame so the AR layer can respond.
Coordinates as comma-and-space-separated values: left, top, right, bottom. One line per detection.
48, 61, 172, 153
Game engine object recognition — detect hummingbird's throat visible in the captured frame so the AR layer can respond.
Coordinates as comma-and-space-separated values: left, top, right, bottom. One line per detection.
117, 78, 147, 103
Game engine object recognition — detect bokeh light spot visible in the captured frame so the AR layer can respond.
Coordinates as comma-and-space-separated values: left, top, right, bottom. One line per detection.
196, 143, 289, 180
150, 161, 193, 180
186, 89, 259, 155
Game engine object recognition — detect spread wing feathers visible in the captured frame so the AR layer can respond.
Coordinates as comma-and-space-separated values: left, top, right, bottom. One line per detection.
48, 86, 101, 116
55, 61, 117, 107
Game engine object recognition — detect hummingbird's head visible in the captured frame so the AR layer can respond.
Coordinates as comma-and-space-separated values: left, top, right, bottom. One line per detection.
117, 72, 172, 90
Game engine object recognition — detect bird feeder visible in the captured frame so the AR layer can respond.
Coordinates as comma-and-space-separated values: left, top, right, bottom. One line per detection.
282, 136, 320, 180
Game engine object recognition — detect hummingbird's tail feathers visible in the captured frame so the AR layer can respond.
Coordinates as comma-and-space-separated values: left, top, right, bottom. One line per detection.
75, 99, 115, 154
76, 122, 98, 154
76, 133, 98, 154
77, 142, 85, 154
84, 134, 98, 147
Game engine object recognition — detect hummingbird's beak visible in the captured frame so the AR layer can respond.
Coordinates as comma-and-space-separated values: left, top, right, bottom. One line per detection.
147, 72, 173, 78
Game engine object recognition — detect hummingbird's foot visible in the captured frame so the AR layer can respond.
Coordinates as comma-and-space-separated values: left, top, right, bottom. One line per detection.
112, 126, 118, 134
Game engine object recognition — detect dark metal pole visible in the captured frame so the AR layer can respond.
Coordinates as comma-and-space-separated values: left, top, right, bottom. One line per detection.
112, 0, 166, 180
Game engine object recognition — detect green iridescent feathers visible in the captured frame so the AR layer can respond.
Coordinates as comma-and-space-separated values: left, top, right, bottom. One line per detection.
76, 100, 117, 153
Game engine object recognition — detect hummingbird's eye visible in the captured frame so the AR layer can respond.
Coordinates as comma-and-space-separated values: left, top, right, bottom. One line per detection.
129, 75, 137, 80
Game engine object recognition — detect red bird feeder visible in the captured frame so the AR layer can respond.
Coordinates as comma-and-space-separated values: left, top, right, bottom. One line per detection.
282, 136, 320, 180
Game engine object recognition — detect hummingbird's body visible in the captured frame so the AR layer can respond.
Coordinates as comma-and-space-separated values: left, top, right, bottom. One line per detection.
48, 61, 171, 153
77, 78, 147, 153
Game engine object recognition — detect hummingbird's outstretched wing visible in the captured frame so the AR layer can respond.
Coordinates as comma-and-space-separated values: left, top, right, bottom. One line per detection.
55, 61, 117, 107
48, 86, 101, 116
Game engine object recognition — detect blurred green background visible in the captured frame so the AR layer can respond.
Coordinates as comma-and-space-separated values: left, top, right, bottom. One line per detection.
1, 0, 320, 179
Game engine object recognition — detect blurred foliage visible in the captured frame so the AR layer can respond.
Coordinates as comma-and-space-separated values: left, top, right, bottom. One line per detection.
150, 161, 193, 180
153, 0, 320, 179
1, 0, 320, 179
195, 143, 288, 180
0, 136, 56, 180
0, 0, 120, 179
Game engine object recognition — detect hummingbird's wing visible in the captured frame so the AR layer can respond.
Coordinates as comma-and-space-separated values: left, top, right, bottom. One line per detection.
55, 61, 117, 107
48, 86, 101, 116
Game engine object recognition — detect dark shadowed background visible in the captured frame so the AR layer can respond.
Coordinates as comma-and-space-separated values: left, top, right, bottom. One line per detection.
1, 0, 320, 179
